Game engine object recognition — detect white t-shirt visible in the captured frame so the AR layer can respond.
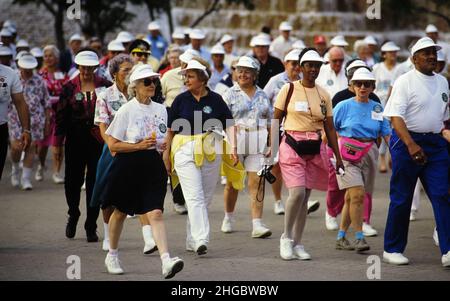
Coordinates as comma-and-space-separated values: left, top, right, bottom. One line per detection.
269, 35, 295, 61
392, 58, 414, 84
373, 62, 398, 105
383, 69, 449, 133
316, 64, 348, 99
0, 64, 23, 125
105, 98, 168, 151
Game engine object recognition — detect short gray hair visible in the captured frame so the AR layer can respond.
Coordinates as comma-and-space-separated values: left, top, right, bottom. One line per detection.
43, 45, 60, 60
108, 53, 133, 79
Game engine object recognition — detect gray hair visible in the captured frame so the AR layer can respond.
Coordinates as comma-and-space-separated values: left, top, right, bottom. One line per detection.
126, 64, 141, 99
43, 45, 60, 60
108, 53, 133, 79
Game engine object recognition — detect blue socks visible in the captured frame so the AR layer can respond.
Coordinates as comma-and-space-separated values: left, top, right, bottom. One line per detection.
355, 231, 364, 240
337, 230, 346, 240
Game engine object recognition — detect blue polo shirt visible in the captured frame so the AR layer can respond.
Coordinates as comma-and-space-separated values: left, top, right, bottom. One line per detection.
168, 89, 234, 135
147, 34, 168, 61
333, 97, 391, 140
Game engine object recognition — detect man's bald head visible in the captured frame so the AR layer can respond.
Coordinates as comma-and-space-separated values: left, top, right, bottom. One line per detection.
328, 46, 345, 74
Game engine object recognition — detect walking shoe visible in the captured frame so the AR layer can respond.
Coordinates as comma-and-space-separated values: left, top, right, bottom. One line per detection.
173, 203, 188, 215
325, 212, 339, 231
433, 227, 439, 247
442, 251, 450, 268
252, 224, 272, 238
11, 166, 20, 187
353, 238, 370, 252
102, 239, 109, 251
362, 223, 378, 237
280, 235, 295, 260
20, 177, 33, 190
221, 217, 233, 233
35, 164, 44, 181
273, 200, 285, 215
162, 257, 184, 279
409, 209, 417, 221
52, 173, 64, 184
336, 237, 355, 250
307, 200, 320, 214
65, 216, 78, 239
383, 251, 409, 265
143, 240, 158, 255
86, 230, 99, 242
196, 244, 208, 255
293, 245, 311, 260
105, 254, 124, 275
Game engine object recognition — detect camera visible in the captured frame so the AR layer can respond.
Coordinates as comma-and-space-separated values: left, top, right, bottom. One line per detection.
257, 165, 276, 184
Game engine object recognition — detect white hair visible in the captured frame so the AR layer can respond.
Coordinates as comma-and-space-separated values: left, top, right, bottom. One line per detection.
43, 45, 60, 61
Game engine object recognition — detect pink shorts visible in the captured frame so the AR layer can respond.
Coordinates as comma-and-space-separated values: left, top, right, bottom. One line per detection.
36, 115, 58, 147
278, 131, 329, 190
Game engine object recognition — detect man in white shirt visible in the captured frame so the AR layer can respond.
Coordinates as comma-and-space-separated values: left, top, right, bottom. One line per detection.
316, 47, 348, 99
382, 37, 450, 267
269, 21, 295, 61
0, 63, 30, 179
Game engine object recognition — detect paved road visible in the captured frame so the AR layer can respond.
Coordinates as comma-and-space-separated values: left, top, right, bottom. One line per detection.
0, 161, 449, 281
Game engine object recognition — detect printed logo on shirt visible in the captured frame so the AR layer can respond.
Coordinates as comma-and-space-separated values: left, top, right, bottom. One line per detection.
442, 93, 448, 103
0, 76, 5, 82
111, 101, 122, 111
159, 123, 167, 133
327, 79, 334, 86
203, 105, 213, 114
75, 92, 84, 102
373, 104, 383, 113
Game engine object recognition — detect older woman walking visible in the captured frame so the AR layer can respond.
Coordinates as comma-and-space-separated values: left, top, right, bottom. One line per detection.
102, 64, 183, 278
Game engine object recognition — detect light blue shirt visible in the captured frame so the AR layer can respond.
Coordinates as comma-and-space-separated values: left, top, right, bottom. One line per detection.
147, 34, 168, 61
209, 65, 230, 91
333, 97, 391, 139
183, 44, 211, 64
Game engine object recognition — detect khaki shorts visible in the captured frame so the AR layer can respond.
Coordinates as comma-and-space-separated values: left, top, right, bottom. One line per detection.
336, 144, 378, 194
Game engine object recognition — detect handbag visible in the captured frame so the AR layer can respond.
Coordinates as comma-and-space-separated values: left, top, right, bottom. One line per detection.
339, 137, 373, 164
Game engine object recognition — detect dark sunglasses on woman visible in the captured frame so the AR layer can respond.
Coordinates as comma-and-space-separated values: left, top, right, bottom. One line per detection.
143, 78, 158, 86
353, 81, 373, 88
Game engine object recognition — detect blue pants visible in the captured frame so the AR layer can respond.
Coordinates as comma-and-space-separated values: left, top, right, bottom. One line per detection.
384, 130, 450, 255
90, 144, 114, 208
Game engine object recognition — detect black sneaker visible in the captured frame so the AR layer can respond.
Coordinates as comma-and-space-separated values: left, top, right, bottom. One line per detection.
86, 230, 99, 242
196, 244, 207, 255
336, 237, 355, 250
354, 238, 370, 252
65, 217, 78, 239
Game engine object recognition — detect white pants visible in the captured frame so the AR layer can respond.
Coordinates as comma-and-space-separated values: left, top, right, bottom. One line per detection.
174, 141, 221, 247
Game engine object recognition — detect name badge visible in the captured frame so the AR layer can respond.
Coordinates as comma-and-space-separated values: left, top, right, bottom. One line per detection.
54, 72, 64, 80
371, 111, 383, 121
295, 101, 309, 112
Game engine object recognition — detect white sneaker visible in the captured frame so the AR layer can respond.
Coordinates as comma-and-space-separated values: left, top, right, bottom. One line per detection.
280, 235, 295, 260
273, 200, 285, 215
35, 164, 44, 181
105, 254, 124, 274
325, 212, 339, 231
220, 176, 227, 185
362, 223, 378, 237
221, 217, 233, 233
409, 209, 417, 221
143, 239, 158, 255
173, 203, 188, 215
11, 166, 20, 187
307, 200, 320, 214
52, 173, 64, 184
252, 223, 272, 238
102, 239, 109, 252
442, 251, 450, 267
433, 227, 439, 247
383, 251, 409, 265
20, 177, 33, 190
293, 245, 311, 260
162, 257, 184, 279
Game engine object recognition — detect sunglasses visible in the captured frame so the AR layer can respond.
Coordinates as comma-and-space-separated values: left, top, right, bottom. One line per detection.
133, 52, 149, 58
143, 77, 158, 86
353, 81, 373, 88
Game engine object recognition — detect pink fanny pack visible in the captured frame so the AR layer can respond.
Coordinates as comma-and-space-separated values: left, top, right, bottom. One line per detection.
339, 137, 373, 163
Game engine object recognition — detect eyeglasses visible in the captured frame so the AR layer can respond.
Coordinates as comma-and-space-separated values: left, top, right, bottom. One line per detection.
133, 52, 149, 58
143, 77, 158, 86
353, 81, 373, 88
330, 59, 344, 63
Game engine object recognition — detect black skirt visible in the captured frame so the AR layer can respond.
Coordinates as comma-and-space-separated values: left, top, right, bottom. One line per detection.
102, 150, 167, 215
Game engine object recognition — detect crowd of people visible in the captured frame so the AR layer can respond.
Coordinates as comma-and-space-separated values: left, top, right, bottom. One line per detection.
1, 18, 449, 278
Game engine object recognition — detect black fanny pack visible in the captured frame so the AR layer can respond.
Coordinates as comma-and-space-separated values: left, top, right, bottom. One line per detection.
284, 132, 322, 156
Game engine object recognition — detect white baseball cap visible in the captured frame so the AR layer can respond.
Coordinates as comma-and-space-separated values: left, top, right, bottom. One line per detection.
210, 44, 225, 55
437, 50, 445, 62
235, 56, 260, 71
189, 29, 206, 40
425, 24, 438, 33
16, 39, 29, 48
330, 35, 348, 47
364, 35, 377, 45
251, 34, 271, 47
172, 28, 185, 40
69, 33, 83, 42
350, 68, 375, 82
220, 34, 234, 45
292, 39, 306, 50
15, 50, 28, 61
129, 64, 160, 83
148, 21, 161, 31
116, 31, 135, 43
178, 59, 209, 77
74, 50, 99, 66
179, 49, 201, 64
381, 41, 400, 52
300, 50, 324, 65
0, 27, 13, 37
0, 45, 13, 56
279, 21, 293, 31
30, 47, 44, 58
345, 59, 367, 72
411, 37, 441, 55
284, 49, 301, 62
18, 54, 38, 69
107, 39, 125, 52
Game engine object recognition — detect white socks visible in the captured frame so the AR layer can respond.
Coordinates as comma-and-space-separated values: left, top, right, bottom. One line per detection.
142, 225, 153, 244
103, 223, 109, 241
224, 212, 234, 220
161, 252, 170, 265
252, 218, 262, 229
108, 248, 118, 257
22, 167, 32, 180
12, 162, 19, 172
